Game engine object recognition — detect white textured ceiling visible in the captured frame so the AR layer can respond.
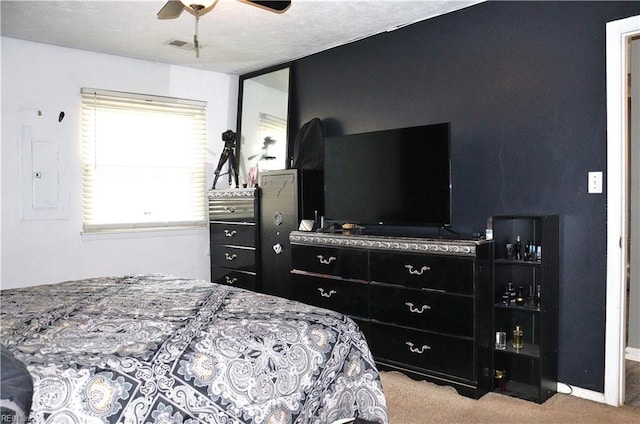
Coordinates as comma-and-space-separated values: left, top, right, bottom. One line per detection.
1, 0, 482, 75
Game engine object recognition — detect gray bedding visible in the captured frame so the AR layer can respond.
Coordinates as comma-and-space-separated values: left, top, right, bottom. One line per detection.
0, 274, 387, 423
1, 344, 33, 422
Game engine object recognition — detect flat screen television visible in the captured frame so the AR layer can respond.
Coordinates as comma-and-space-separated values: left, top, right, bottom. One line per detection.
323, 122, 451, 229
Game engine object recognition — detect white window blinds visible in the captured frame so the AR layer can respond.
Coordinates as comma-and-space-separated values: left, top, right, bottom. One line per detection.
81, 88, 207, 233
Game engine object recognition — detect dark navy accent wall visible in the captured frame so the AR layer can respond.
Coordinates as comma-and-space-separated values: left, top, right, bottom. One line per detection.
288, 1, 640, 392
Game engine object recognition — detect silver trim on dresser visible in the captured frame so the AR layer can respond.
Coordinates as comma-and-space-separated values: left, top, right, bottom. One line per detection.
289, 231, 482, 257
208, 188, 256, 199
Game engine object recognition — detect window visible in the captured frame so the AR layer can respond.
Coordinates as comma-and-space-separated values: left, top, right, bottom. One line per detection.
81, 88, 207, 233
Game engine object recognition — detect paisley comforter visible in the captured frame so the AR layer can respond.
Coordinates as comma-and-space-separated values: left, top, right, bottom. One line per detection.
0, 274, 387, 424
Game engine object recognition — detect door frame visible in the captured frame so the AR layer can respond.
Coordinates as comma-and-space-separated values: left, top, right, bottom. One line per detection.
605, 14, 640, 407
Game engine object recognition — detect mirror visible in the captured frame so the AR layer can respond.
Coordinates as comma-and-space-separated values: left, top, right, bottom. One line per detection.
237, 64, 291, 186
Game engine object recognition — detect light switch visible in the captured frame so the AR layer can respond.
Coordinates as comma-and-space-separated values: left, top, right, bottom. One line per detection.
588, 171, 603, 194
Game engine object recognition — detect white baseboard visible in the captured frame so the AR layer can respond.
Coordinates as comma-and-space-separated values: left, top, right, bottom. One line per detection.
625, 347, 640, 362
557, 349, 640, 406
557, 381, 606, 403
555, 348, 640, 406
569, 386, 607, 404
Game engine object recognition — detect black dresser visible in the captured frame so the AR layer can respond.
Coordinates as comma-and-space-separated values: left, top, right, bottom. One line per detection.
208, 188, 260, 291
290, 231, 493, 398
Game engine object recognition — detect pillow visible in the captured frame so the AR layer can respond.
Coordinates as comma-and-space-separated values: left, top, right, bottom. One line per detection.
1, 345, 33, 424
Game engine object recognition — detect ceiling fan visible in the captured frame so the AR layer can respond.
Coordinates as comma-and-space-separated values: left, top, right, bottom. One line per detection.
158, 1, 292, 58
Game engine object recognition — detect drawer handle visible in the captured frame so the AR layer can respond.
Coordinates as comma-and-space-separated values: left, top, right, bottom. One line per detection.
405, 341, 431, 354
224, 229, 237, 237
224, 206, 236, 213
405, 264, 430, 275
405, 302, 431, 314
225, 276, 238, 285
224, 253, 238, 261
317, 255, 337, 265
318, 288, 337, 298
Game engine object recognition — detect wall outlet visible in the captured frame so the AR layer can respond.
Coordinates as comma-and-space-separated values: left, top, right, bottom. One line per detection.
588, 171, 603, 194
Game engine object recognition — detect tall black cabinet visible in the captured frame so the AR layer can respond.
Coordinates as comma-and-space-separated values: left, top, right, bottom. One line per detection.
259, 169, 323, 298
490, 214, 559, 403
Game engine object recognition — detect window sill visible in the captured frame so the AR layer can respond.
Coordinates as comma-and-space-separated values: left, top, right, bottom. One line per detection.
81, 225, 208, 240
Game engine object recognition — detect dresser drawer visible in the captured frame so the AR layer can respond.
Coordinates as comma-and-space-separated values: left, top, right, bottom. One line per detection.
211, 245, 255, 272
209, 198, 255, 221
291, 245, 369, 280
291, 273, 368, 318
211, 267, 258, 291
370, 322, 474, 381
210, 222, 256, 247
353, 318, 371, 343
370, 251, 474, 294
369, 284, 474, 337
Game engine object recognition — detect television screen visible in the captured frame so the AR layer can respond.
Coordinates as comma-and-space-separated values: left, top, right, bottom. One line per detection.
323, 122, 451, 228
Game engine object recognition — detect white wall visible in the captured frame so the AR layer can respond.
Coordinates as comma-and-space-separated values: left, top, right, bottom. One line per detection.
1, 37, 239, 288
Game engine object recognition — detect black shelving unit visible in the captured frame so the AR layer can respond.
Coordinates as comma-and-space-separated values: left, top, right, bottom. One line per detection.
490, 214, 559, 403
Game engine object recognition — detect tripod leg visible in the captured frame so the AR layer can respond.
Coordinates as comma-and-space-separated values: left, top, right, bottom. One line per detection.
228, 151, 240, 188
212, 149, 230, 189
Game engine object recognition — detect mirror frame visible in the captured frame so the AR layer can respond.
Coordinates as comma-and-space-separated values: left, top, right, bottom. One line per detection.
236, 62, 292, 186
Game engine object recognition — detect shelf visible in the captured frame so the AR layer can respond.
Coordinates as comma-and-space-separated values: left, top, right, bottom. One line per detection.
493, 380, 539, 403
495, 259, 541, 266
494, 303, 540, 313
494, 342, 540, 359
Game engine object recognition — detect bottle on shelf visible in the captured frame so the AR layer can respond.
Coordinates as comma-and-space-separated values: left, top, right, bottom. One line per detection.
501, 285, 511, 305
494, 370, 506, 392
503, 282, 516, 305
515, 286, 525, 306
495, 331, 506, 350
514, 236, 522, 260
528, 243, 537, 262
512, 325, 524, 349
505, 243, 514, 260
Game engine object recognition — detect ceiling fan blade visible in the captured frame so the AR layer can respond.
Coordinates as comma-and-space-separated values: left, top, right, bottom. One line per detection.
157, 0, 185, 19
242, 1, 291, 13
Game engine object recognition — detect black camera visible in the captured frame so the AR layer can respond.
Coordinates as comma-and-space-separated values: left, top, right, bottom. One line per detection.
222, 130, 236, 149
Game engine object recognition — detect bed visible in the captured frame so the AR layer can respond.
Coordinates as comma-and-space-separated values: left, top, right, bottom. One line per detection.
0, 274, 388, 424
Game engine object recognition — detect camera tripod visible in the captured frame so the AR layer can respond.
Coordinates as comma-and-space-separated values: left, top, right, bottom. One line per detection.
212, 130, 240, 189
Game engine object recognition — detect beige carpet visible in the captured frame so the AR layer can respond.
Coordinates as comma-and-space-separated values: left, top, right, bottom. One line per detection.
380, 371, 640, 423
627, 359, 640, 407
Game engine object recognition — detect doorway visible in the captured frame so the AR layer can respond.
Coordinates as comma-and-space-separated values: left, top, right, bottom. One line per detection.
625, 35, 640, 408
605, 15, 640, 408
